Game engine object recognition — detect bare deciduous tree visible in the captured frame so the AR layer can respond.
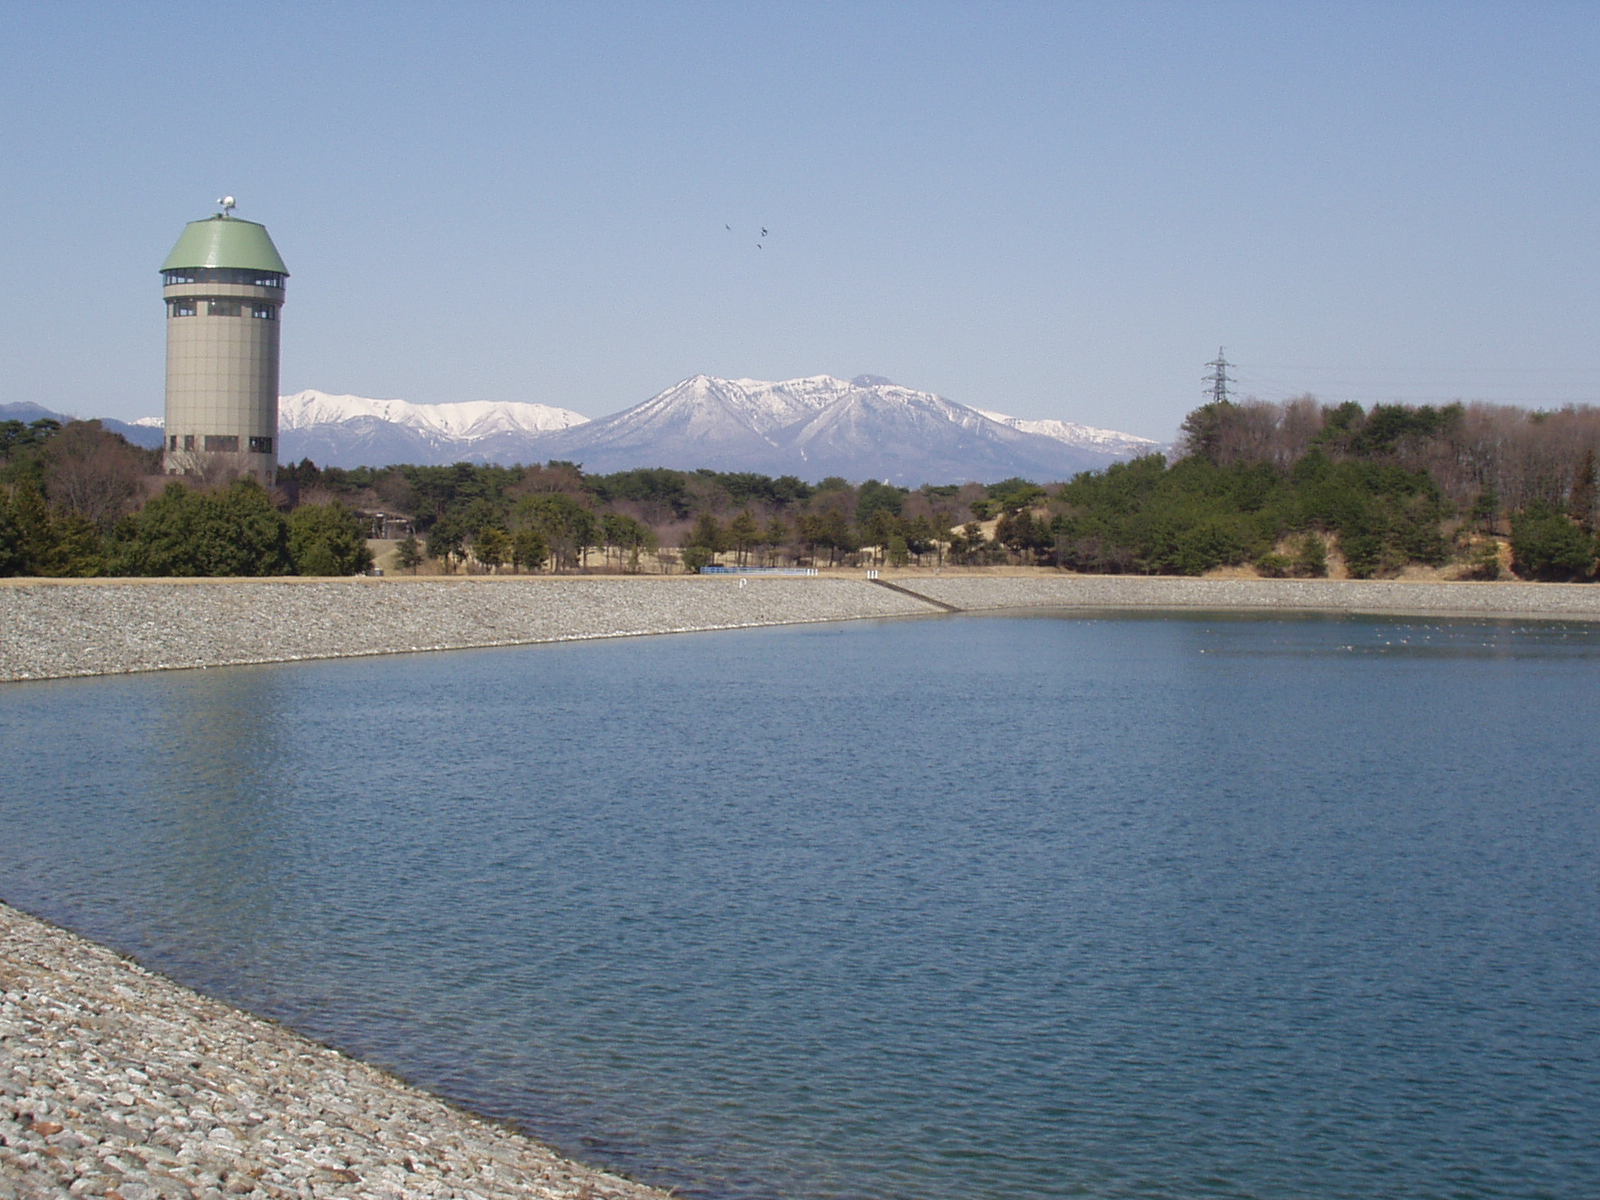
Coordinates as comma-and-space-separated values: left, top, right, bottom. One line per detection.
42, 421, 150, 532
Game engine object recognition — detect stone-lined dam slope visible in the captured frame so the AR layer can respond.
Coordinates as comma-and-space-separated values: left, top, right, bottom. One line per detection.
898, 574, 1600, 622
3, 574, 1598, 684
0, 900, 669, 1200
0, 577, 935, 683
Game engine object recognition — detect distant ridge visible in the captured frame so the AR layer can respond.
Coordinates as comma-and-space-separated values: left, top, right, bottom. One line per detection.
30, 376, 1162, 483
276, 391, 588, 468
530, 374, 1161, 482
0, 402, 166, 451
275, 375, 1158, 482
278, 391, 589, 439
973, 409, 1160, 460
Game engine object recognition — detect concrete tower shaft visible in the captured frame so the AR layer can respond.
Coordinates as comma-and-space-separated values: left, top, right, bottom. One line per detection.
161, 211, 289, 484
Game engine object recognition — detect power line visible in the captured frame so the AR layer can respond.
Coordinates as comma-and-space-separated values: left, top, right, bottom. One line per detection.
1227, 363, 1600, 408
1197, 351, 1600, 409
1247, 364, 1600, 375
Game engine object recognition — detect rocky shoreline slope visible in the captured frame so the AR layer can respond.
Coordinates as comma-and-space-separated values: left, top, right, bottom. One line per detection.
896, 573, 1600, 621
3, 574, 1598, 683
0, 576, 932, 683
0, 901, 668, 1200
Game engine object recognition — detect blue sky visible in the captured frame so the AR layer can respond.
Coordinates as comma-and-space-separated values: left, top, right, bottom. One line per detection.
3, 2, 1597, 439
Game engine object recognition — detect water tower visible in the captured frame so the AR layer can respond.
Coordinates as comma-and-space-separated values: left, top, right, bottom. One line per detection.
160, 198, 289, 484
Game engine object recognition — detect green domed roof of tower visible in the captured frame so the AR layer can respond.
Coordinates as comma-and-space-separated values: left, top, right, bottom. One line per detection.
161, 214, 289, 274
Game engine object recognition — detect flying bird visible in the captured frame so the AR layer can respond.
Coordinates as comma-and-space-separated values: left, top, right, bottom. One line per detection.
761, 227, 768, 237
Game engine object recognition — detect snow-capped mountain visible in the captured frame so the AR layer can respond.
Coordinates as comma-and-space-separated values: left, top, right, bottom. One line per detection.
532, 375, 1150, 482
524, 375, 835, 471
276, 390, 588, 468
279, 390, 586, 439
132, 375, 1158, 480
974, 409, 1164, 458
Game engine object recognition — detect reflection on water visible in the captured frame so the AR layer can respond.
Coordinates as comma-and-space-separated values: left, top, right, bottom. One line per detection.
3, 613, 1599, 1200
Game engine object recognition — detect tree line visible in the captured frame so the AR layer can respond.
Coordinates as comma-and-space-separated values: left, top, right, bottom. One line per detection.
1160, 398, 1598, 580
4, 396, 1598, 580
274, 458, 990, 573
1, 419, 371, 577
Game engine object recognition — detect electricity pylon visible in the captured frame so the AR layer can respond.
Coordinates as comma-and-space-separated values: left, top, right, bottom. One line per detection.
1204, 348, 1234, 405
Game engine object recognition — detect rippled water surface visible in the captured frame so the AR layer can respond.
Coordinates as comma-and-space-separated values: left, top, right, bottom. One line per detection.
3, 612, 1599, 1199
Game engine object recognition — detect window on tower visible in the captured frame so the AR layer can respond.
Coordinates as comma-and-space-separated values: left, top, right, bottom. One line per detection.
166, 298, 196, 317
204, 435, 240, 452
169, 436, 178, 451
207, 300, 242, 317
183, 435, 195, 451
251, 304, 277, 320
162, 268, 284, 288
249, 436, 274, 454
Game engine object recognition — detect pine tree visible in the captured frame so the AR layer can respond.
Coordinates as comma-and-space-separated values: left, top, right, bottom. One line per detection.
686, 512, 725, 562
727, 510, 760, 566
763, 515, 788, 565
511, 529, 548, 573
396, 533, 423, 573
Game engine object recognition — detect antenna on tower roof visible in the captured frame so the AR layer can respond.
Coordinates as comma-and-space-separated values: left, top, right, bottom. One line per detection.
217, 195, 236, 218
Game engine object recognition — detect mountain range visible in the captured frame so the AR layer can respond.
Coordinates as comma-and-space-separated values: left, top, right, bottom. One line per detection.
0, 402, 166, 451
10, 375, 1163, 483
276, 375, 1161, 482
276, 391, 589, 470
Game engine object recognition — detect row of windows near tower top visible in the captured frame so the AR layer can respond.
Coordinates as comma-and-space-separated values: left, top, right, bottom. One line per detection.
161, 268, 284, 288
166, 435, 275, 453
166, 298, 277, 319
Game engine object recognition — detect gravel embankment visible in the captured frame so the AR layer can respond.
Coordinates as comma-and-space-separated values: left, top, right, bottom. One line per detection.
898, 574, 1600, 622
0, 901, 669, 1200
0, 577, 936, 682
5, 574, 1599, 684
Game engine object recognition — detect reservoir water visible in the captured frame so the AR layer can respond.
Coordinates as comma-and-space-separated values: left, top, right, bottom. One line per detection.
2, 612, 1597, 1199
